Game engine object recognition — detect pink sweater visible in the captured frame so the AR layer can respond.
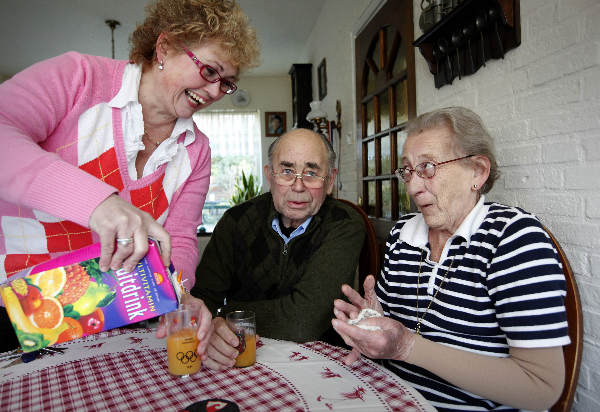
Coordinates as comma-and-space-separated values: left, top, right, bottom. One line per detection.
0, 52, 210, 287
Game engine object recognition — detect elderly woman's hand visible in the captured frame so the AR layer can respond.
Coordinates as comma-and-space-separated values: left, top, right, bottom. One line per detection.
89, 194, 171, 273
155, 295, 214, 360
332, 315, 415, 365
333, 275, 383, 322
332, 275, 415, 365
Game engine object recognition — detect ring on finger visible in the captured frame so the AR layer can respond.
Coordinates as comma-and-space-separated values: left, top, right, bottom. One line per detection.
116, 237, 134, 246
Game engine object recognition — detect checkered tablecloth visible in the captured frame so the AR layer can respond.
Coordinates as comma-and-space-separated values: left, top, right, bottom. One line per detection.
0, 329, 434, 411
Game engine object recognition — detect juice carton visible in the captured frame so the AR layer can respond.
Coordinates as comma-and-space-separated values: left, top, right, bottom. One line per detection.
0, 240, 182, 352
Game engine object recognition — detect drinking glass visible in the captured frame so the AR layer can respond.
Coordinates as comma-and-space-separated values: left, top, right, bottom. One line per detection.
165, 308, 201, 377
226, 310, 256, 367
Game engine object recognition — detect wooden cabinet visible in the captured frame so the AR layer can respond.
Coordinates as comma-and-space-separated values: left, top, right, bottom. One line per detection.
288, 64, 313, 129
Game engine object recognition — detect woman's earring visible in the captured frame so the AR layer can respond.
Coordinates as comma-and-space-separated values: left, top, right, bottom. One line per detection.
473, 184, 478, 190
158, 60, 164, 70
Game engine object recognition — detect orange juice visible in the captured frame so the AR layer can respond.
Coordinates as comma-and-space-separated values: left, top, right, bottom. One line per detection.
235, 334, 256, 367
166, 328, 201, 375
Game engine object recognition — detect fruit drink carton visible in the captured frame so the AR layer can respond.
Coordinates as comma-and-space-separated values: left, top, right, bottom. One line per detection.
0, 240, 183, 352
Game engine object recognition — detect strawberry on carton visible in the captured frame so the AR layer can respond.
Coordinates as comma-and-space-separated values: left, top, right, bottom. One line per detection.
1, 239, 182, 352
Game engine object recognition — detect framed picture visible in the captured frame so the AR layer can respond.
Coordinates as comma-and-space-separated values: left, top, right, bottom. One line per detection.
318, 58, 327, 100
265, 112, 286, 137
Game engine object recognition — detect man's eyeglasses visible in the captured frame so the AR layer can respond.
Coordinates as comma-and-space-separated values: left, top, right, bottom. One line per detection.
180, 44, 237, 95
271, 168, 328, 189
395, 155, 473, 182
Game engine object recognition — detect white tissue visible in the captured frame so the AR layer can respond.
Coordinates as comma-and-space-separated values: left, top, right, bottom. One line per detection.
347, 308, 383, 330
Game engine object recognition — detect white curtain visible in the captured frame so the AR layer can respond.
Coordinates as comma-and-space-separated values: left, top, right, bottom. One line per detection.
192, 110, 262, 233
193, 110, 262, 177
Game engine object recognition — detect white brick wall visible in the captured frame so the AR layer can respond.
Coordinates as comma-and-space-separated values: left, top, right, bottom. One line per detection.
412, 0, 600, 409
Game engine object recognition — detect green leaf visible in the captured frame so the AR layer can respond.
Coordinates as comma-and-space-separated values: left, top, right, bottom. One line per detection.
230, 170, 261, 206
63, 305, 80, 319
97, 290, 116, 307
81, 258, 104, 283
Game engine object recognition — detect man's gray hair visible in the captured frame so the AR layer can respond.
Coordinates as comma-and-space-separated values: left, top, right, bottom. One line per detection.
267, 129, 337, 173
405, 107, 499, 194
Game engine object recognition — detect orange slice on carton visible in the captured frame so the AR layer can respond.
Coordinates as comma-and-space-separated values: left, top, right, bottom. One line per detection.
30, 296, 64, 329
32, 267, 67, 297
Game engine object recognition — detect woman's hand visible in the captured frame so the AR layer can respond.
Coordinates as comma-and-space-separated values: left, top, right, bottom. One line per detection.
332, 275, 415, 365
89, 194, 171, 273
155, 295, 214, 360
333, 275, 383, 322
332, 315, 415, 365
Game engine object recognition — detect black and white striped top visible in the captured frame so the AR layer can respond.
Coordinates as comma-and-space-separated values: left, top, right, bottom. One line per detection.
376, 198, 570, 411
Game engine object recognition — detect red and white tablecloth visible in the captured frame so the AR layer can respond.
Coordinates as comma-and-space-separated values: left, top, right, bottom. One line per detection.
0, 328, 435, 411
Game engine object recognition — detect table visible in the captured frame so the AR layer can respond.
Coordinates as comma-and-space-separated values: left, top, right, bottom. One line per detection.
0, 328, 435, 411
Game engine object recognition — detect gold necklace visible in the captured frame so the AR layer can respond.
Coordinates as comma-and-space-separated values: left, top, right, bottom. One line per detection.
415, 252, 454, 335
143, 131, 163, 149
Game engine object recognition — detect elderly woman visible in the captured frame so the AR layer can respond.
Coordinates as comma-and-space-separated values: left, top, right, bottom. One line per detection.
332, 107, 569, 411
0, 0, 259, 353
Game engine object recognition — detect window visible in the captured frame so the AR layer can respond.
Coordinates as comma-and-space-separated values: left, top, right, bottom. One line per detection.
193, 110, 262, 233
355, 0, 416, 240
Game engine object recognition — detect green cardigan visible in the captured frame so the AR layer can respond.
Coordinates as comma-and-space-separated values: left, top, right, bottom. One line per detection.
190, 193, 366, 342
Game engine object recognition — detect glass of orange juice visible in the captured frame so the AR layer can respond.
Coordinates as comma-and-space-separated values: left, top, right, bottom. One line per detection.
226, 310, 256, 367
165, 308, 201, 377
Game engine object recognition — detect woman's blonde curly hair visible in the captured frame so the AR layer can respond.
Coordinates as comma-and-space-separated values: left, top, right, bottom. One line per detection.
129, 0, 260, 72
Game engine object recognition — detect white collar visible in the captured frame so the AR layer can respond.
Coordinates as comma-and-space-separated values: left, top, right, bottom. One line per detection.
399, 195, 488, 249
109, 63, 141, 109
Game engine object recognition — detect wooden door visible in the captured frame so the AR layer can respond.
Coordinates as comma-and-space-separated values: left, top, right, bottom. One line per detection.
355, 0, 417, 241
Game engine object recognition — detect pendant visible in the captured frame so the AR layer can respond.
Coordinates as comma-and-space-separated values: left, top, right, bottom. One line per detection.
415, 324, 421, 335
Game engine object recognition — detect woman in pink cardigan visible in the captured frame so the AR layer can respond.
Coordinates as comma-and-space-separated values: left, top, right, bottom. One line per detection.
0, 0, 259, 352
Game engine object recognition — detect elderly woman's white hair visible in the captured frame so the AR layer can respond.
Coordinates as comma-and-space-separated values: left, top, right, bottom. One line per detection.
405, 107, 500, 194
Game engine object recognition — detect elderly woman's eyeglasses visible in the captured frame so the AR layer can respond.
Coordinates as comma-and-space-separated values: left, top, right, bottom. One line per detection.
395, 155, 473, 182
271, 168, 328, 189
180, 45, 237, 95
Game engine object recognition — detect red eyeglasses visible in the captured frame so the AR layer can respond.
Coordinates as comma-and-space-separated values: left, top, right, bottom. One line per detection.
180, 44, 237, 95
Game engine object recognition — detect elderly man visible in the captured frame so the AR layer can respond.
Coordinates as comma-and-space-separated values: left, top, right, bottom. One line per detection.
190, 128, 365, 370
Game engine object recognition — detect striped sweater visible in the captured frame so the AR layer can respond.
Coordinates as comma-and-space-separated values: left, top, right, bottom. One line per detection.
376, 198, 569, 411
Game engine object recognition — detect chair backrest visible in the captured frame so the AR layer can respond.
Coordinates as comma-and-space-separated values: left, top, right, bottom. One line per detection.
544, 227, 583, 412
337, 199, 379, 294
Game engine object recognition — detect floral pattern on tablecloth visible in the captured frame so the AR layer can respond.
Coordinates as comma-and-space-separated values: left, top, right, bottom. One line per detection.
0, 329, 435, 411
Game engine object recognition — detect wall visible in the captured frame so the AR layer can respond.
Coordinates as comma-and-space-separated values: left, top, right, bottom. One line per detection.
202, 75, 292, 191
303, 0, 373, 204
409, 0, 600, 409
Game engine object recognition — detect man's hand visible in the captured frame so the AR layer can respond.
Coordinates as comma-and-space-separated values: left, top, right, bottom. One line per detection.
89, 194, 171, 273
155, 295, 213, 360
202, 317, 242, 370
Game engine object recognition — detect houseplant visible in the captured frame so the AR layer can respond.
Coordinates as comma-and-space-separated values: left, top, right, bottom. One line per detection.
230, 171, 261, 206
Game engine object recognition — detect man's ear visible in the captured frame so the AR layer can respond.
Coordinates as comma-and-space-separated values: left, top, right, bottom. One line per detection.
264, 164, 272, 185
326, 168, 338, 195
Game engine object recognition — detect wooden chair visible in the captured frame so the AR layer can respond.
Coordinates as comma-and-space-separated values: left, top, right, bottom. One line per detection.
337, 199, 379, 294
544, 227, 584, 412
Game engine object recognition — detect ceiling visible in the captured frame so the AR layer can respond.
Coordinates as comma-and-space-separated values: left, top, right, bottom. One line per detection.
0, 0, 324, 77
